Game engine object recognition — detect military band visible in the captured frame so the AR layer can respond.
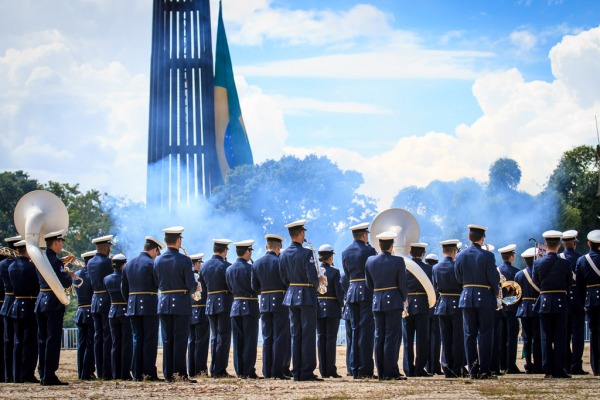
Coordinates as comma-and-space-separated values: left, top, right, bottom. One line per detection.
2, 215, 600, 385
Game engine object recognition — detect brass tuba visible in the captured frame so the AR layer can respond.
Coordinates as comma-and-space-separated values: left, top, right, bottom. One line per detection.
14, 190, 71, 305
369, 208, 437, 311
499, 272, 522, 306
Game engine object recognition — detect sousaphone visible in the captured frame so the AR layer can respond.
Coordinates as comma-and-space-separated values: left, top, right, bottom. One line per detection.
370, 208, 436, 308
14, 190, 70, 305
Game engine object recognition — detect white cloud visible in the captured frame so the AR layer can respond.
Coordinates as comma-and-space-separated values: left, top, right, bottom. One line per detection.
272, 95, 391, 116
510, 29, 538, 54
280, 26, 600, 208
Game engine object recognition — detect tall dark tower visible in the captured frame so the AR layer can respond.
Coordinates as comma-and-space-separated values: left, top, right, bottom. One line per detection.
146, 0, 221, 209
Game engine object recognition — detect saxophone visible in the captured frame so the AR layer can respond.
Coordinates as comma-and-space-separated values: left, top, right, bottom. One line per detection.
304, 239, 327, 295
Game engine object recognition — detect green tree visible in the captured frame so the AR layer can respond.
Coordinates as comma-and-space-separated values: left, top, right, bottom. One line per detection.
488, 157, 522, 192
0, 171, 41, 238
211, 155, 378, 250
546, 145, 600, 252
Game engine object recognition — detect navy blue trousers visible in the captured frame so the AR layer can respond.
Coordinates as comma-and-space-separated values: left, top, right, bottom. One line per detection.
188, 321, 210, 377
317, 316, 340, 377
539, 312, 568, 376
0, 315, 4, 382
4, 316, 14, 382
109, 315, 132, 380
13, 315, 37, 382
160, 314, 190, 380
403, 312, 430, 376
520, 316, 542, 372
92, 312, 112, 379
344, 317, 352, 375
500, 312, 519, 372
130, 315, 159, 380
587, 307, 600, 375
566, 311, 586, 372
489, 312, 502, 373
208, 312, 231, 377
348, 301, 374, 377
289, 305, 317, 380
76, 321, 95, 379
261, 311, 290, 378
373, 309, 402, 379
231, 315, 259, 378
462, 308, 494, 376
439, 313, 465, 376
36, 309, 65, 383
427, 314, 442, 374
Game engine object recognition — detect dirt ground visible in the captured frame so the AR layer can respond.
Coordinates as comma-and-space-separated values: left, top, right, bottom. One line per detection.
0, 344, 597, 399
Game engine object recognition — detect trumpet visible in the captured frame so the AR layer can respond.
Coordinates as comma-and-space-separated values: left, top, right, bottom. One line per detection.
61, 251, 85, 301
304, 239, 327, 294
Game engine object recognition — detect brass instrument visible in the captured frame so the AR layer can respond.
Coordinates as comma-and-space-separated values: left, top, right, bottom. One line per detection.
304, 239, 327, 294
497, 271, 522, 310
0, 246, 17, 258
369, 208, 437, 318
183, 247, 202, 302
528, 238, 547, 260
62, 250, 85, 287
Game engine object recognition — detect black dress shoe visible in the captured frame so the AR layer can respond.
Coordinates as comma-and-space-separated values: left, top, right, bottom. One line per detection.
477, 373, 497, 380
415, 369, 433, 377
570, 369, 590, 375
554, 370, 572, 379
298, 375, 323, 381
273, 375, 291, 380
42, 379, 69, 386
24, 377, 41, 384
330, 373, 342, 378
506, 368, 523, 374
183, 376, 198, 383
246, 374, 263, 379
212, 373, 235, 379
145, 376, 164, 382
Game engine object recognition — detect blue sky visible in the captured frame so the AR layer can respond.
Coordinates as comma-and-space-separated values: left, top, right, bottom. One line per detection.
0, 0, 599, 208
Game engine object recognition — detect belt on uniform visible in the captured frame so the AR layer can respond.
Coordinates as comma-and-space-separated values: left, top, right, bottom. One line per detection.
5, 292, 13, 296
289, 283, 312, 287
0, 300, 3, 303
522, 297, 538, 301
464, 284, 491, 289
78, 304, 91, 309
160, 289, 188, 294
540, 290, 566, 294
408, 292, 427, 296
374, 286, 396, 292
192, 304, 206, 308
439, 293, 461, 297
261, 290, 286, 295
111, 302, 126, 305
350, 279, 365, 283
129, 291, 158, 295
93, 290, 107, 294
40, 288, 53, 292
318, 296, 337, 300
587, 284, 600, 289
234, 297, 258, 301
15, 296, 37, 299
207, 290, 228, 295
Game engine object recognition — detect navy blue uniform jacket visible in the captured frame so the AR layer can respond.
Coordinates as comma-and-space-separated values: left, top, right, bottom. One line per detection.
226, 258, 259, 318
122, 252, 159, 317
279, 242, 319, 307
35, 248, 72, 313
455, 243, 500, 310
88, 253, 113, 315
201, 254, 232, 316
154, 248, 196, 315
532, 253, 572, 314
342, 240, 377, 303
317, 263, 344, 319
251, 251, 287, 314
365, 252, 407, 312
432, 256, 462, 316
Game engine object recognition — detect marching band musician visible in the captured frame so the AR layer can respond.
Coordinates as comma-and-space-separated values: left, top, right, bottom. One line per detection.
201, 238, 233, 378
104, 254, 132, 380
0, 235, 20, 383
226, 240, 260, 379
560, 230, 588, 375
364, 231, 407, 381
36, 230, 74, 386
8, 240, 39, 383
251, 234, 290, 380
432, 240, 465, 378
188, 253, 209, 378
279, 219, 325, 382
497, 244, 522, 374
575, 230, 600, 376
88, 234, 115, 380
121, 236, 164, 382
532, 230, 572, 379
74, 250, 96, 380
403, 242, 432, 377
154, 226, 197, 383
424, 253, 442, 376
514, 247, 543, 374
455, 224, 500, 380
341, 222, 377, 379
315, 244, 344, 379
0, 243, 6, 382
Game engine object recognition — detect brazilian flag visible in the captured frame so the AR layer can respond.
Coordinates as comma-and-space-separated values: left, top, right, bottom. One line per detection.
214, 1, 254, 180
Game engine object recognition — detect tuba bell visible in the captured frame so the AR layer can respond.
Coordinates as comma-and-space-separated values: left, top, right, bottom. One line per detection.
370, 208, 437, 309
499, 273, 522, 306
14, 190, 71, 305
